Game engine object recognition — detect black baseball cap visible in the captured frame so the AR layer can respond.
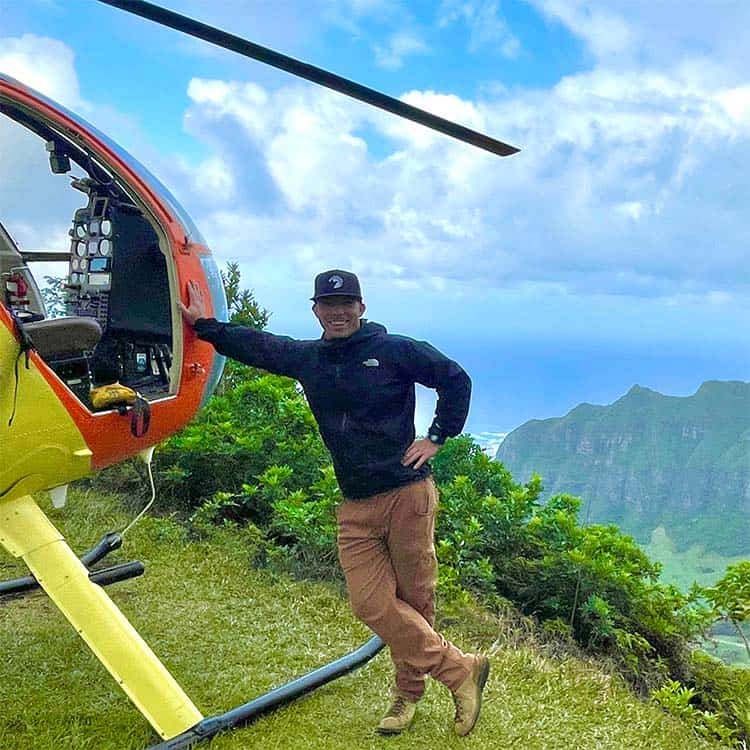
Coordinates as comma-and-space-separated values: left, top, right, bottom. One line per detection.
311, 269, 362, 301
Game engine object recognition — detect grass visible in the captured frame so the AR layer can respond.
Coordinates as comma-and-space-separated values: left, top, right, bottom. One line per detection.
0, 490, 725, 750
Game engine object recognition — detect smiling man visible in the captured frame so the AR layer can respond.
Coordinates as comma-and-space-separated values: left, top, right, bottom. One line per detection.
180, 269, 489, 737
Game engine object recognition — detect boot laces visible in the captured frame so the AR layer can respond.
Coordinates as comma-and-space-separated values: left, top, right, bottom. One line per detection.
387, 696, 409, 717
453, 695, 465, 723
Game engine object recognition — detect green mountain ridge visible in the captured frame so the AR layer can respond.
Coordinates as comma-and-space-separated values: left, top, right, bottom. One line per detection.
496, 380, 750, 555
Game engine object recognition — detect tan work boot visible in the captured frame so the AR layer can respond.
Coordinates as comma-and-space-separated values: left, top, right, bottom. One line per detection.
376, 691, 417, 735
452, 654, 490, 736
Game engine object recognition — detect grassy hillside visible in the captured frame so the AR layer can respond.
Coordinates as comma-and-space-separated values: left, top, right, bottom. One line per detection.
0, 491, 723, 750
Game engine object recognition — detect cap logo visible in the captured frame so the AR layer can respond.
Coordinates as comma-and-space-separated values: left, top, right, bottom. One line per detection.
329, 275, 344, 289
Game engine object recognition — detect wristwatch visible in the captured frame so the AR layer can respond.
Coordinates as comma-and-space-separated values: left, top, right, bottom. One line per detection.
427, 427, 445, 445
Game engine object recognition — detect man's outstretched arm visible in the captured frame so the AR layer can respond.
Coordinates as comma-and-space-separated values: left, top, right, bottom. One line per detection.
179, 280, 306, 378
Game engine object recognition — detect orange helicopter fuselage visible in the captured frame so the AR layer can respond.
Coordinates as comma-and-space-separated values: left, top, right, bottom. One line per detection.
0, 73, 226, 503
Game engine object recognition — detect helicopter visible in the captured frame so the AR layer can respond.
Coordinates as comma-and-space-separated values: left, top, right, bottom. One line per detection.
0, 2, 519, 748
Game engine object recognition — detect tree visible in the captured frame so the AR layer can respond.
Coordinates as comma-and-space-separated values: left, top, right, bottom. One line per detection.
702, 561, 750, 661
217, 261, 271, 392
221, 261, 269, 329
41, 275, 66, 318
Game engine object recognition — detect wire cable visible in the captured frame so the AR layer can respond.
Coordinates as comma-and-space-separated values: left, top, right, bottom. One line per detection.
121, 452, 156, 538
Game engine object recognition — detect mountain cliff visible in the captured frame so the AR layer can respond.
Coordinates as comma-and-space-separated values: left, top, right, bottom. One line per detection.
496, 381, 750, 555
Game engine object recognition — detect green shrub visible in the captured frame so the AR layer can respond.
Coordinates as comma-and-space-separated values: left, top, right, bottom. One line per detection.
271, 466, 341, 579
652, 678, 738, 746
430, 439, 715, 691
689, 651, 750, 743
152, 374, 331, 516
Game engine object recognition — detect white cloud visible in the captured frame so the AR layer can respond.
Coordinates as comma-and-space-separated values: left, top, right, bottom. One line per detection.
174, 60, 749, 305
438, 0, 521, 57
615, 202, 645, 222
717, 85, 750, 124
0, 36, 88, 250
0, 34, 81, 107
531, 0, 634, 59
472, 431, 508, 456
528, 0, 750, 77
374, 31, 430, 70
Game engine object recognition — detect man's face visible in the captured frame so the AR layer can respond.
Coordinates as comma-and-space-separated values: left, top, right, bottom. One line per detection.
313, 296, 366, 339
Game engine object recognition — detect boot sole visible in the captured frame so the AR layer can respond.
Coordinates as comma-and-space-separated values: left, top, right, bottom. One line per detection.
376, 727, 406, 736
376, 717, 415, 736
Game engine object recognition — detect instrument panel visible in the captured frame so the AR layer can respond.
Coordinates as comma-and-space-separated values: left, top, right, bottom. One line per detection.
67, 195, 114, 327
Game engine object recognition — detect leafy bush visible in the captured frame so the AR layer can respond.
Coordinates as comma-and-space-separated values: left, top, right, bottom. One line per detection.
688, 650, 750, 743
701, 561, 750, 662
429, 437, 712, 689
271, 465, 342, 579
652, 678, 738, 746
154, 374, 331, 518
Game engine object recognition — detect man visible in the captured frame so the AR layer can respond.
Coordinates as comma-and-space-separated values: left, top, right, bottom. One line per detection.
179, 269, 489, 736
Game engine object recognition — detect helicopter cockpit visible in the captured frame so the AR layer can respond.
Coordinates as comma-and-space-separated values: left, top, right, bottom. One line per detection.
0, 96, 178, 411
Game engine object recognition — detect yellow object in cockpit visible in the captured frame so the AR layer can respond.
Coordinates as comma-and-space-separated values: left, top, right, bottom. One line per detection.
0, 322, 93, 504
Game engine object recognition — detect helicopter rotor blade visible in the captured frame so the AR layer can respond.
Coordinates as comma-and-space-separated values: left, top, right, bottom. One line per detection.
94, 0, 520, 157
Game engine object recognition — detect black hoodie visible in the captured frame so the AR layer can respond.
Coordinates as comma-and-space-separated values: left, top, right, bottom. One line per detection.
194, 319, 471, 499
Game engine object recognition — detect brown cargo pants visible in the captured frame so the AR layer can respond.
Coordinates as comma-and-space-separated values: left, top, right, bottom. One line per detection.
336, 476, 473, 701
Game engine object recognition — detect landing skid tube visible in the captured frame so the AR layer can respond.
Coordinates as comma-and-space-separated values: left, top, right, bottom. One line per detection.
0, 531, 143, 598
0, 497, 385, 745
146, 634, 385, 750
0, 559, 144, 596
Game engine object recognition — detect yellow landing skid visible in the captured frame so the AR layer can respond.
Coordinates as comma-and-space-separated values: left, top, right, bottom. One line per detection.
0, 494, 203, 740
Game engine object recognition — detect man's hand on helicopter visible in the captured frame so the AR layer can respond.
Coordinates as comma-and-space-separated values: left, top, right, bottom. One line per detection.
179, 280, 208, 327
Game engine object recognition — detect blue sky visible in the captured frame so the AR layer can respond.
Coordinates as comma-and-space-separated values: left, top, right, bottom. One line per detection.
2, 0, 749, 443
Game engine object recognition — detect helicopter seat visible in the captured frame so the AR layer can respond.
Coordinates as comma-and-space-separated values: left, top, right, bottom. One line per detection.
24, 317, 102, 405
25, 316, 102, 360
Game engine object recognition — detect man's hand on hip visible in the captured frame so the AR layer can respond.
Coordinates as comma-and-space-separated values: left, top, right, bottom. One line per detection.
402, 438, 441, 470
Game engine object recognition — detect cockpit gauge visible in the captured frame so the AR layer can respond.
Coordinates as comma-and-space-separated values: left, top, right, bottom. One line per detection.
75, 224, 86, 238
100, 239, 111, 256
87, 239, 99, 255
76, 242, 86, 257
90, 219, 100, 234
101, 219, 112, 236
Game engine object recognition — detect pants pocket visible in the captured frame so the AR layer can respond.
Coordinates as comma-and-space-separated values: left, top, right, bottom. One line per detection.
414, 480, 434, 516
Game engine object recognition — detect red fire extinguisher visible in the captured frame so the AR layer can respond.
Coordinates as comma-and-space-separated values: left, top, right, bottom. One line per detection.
5, 271, 30, 310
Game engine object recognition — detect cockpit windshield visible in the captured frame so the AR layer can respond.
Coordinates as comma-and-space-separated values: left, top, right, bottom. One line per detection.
0, 73, 205, 246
